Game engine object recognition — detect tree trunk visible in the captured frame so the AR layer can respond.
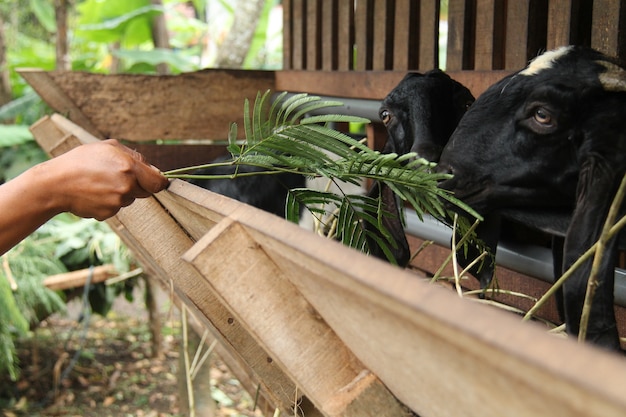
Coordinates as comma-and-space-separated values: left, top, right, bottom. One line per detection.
0, 15, 12, 106
151, 0, 170, 75
215, 0, 265, 68
54, 0, 70, 70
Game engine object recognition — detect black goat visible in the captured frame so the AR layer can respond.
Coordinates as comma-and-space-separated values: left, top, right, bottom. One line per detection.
366, 69, 475, 265
438, 46, 626, 350
189, 156, 305, 218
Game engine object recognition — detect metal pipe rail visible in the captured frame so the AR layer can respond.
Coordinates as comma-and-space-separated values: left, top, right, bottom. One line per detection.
283, 92, 626, 308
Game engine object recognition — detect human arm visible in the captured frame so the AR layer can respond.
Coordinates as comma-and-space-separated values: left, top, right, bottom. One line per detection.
0, 139, 169, 255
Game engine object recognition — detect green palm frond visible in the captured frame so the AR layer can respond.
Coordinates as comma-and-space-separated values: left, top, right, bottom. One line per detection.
166, 91, 481, 263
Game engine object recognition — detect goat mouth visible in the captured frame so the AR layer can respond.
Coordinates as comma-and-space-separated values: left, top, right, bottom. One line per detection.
438, 180, 492, 214
449, 190, 491, 214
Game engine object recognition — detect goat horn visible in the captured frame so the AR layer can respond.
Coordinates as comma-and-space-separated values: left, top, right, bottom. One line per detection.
597, 61, 626, 92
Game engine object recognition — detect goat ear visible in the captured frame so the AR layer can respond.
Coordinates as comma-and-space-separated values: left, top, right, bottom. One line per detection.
561, 158, 620, 346
597, 61, 626, 92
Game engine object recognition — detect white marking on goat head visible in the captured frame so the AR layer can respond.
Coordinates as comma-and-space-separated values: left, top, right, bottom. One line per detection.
520, 45, 573, 76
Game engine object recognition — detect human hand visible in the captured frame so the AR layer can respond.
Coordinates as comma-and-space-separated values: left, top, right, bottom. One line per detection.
35, 139, 169, 220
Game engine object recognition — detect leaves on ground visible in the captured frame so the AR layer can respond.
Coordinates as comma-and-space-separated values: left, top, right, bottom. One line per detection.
0, 312, 263, 417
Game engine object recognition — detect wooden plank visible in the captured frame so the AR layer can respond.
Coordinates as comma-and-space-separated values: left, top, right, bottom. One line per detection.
526, 0, 549, 63
124, 143, 229, 172
29, 115, 97, 157
29, 115, 72, 153
50, 113, 101, 143
116, 197, 319, 416
391, 0, 418, 70
17, 69, 105, 140
354, 0, 374, 70
282, 0, 293, 69
103, 216, 275, 417
22, 69, 275, 142
43, 265, 117, 291
446, 0, 475, 71
372, 0, 393, 70
474, 0, 505, 70
337, 0, 354, 70
405, 234, 562, 323
547, 0, 574, 50
505, 0, 550, 69
504, 1, 532, 69
183, 217, 409, 417
306, 0, 322, 70
591, 1, 626, 57
275, 69, 511, 100
321, 0, 338, 70
162, 178, 626, 417
417, 1, 440, 71
291, 0, 305, 70
34, 115, 626, 416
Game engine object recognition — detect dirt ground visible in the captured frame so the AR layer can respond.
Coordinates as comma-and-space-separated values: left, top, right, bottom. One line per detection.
0, 280, 265, 417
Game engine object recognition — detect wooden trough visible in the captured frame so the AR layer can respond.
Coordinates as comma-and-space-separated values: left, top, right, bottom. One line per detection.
29, 113, 626, 417
21, 1, 626, 415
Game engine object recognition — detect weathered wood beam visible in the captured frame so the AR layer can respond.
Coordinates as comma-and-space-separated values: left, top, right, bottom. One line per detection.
20, 68, 275, 142
43, 265, 117, 291
183, 216, 410, 416
165, 177, 626, 417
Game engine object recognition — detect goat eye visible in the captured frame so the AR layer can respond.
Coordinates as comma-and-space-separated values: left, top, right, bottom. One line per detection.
533, 107, 552, 125
380, 109, 391, 125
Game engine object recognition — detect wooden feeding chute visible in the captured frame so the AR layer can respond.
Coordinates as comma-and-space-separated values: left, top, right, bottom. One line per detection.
29, 113, 626, 417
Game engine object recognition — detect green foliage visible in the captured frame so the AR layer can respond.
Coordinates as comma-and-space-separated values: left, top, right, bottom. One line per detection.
0, 92, 47, 125
29, 0, 56, 33
0, 142, 47, 184
74, 0, 205, 73
0, 125, 33, 147
40, 214, 132, 274
75, 0, 158, 45
166, 92, 481, 263
112, 48, 199, 73
165, 3, 209, 49
0, 213, 134, 380
0, 223, 67, 381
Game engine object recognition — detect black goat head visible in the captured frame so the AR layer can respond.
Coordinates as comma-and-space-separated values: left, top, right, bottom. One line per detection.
366, 70, 474, 266
438, 45, 626, 350
378, 69, 475, 162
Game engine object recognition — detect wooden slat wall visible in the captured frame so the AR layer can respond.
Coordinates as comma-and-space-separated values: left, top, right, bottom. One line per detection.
417, 2, 441, 71
354, 0, 374, 71
306, 0, 322, 70
284, 0, 438, 72
504, 1, 548, 70
591, 1, 626, 58
283, 0, 626, 75
337, 1, 354, 70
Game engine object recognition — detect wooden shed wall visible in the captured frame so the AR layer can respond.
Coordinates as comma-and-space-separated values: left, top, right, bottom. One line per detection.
283, 0, 626, 74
